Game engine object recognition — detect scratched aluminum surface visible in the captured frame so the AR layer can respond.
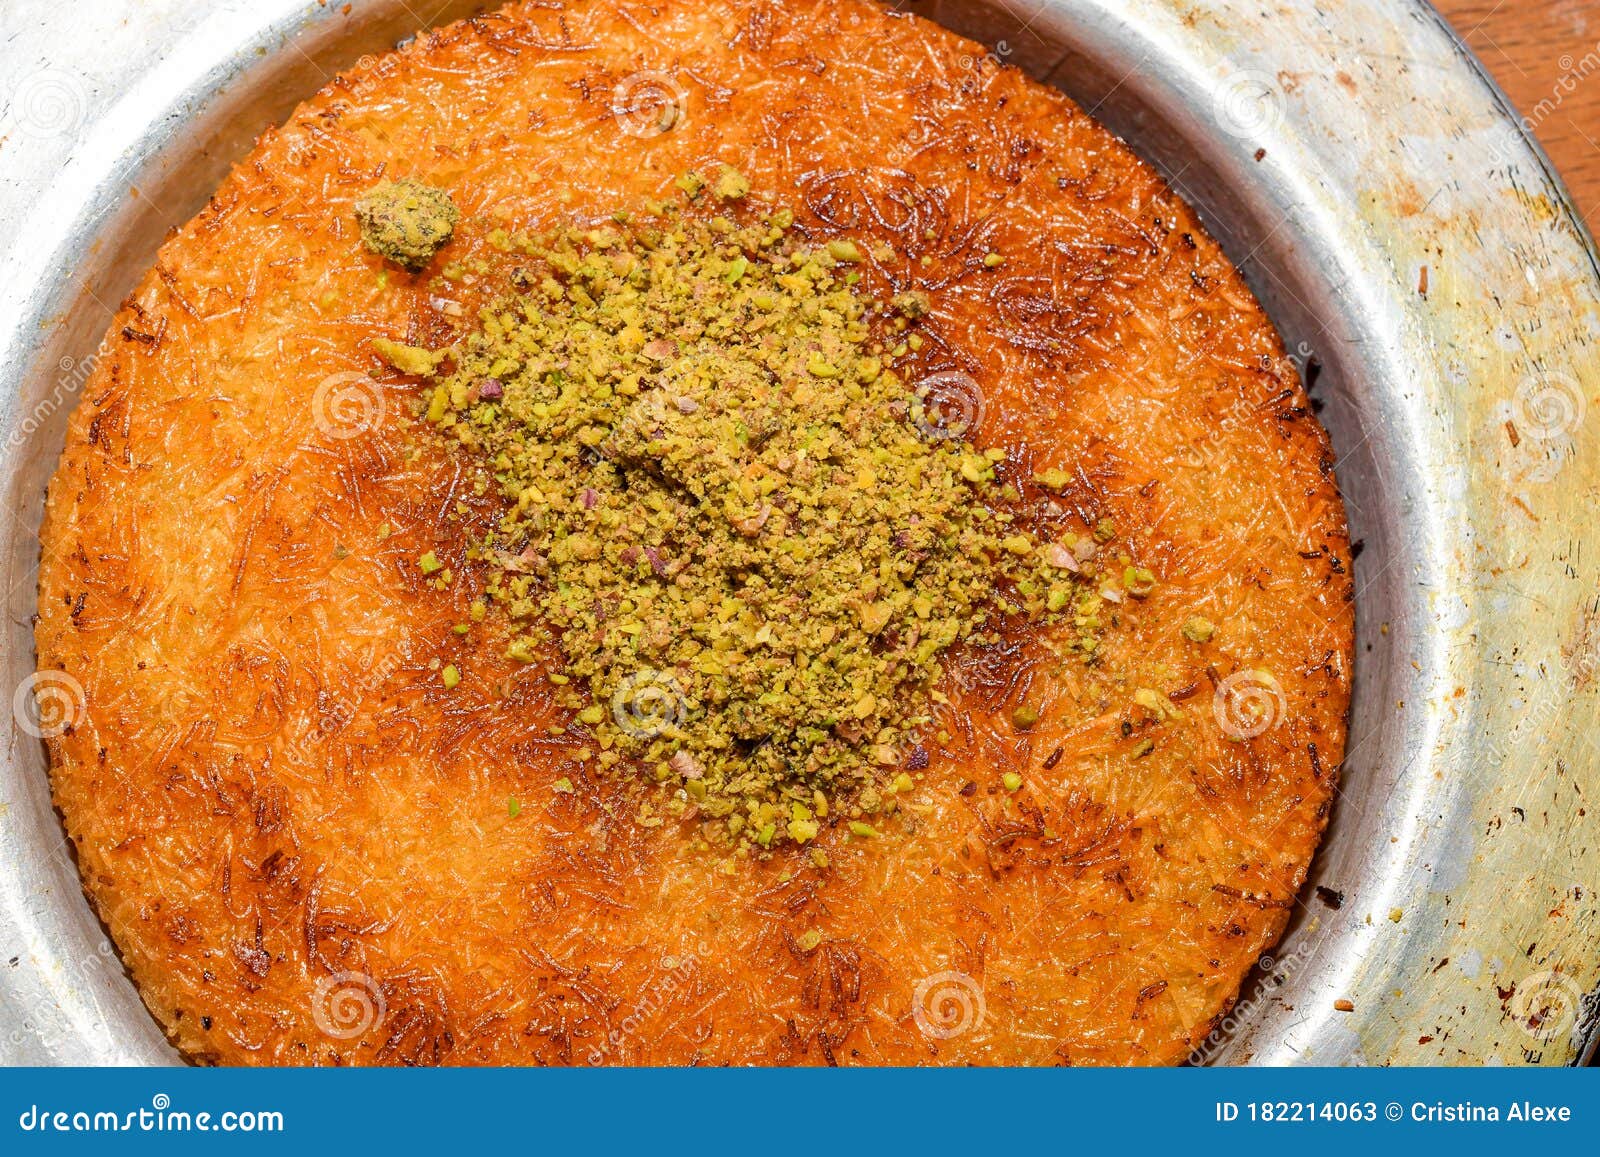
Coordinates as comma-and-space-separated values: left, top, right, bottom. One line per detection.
0, 0, 1596, 1065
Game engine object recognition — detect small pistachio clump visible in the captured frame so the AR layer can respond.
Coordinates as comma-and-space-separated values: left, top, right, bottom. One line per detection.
410, 176, 1114, 847
356, 178, 459, 272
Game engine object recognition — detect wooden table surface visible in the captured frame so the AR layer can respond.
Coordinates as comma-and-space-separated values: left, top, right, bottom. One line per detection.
1437, 0, 1600, 231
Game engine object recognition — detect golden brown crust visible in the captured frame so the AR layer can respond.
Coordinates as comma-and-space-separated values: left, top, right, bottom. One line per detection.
36, 0, 1352, 1065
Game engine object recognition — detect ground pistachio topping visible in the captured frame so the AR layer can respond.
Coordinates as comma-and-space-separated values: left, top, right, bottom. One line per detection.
356, 178, 459, 272
402, 175, 1118, 849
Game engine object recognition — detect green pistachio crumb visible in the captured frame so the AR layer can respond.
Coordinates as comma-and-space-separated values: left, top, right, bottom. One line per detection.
372, 337, 448, 376
1181, 616, 1216, 643
1133, 687, 1174, 720
441, 664, 460, 689
713, 165, 750, 200
418, 550, 443, 575
1002, 772, 1023, 792
1012, 703, 1041, 730
892, 290, 931, 319
355, 179, 459, 272
1123, 566, 1158, 597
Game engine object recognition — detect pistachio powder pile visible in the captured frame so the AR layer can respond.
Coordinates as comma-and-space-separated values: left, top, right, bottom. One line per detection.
373, 173, 1123, 849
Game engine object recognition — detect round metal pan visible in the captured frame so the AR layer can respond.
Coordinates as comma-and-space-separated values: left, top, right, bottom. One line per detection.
2, 0, 1597, 1065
